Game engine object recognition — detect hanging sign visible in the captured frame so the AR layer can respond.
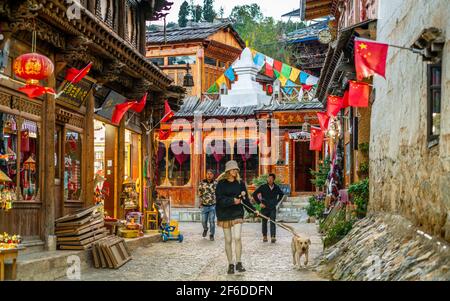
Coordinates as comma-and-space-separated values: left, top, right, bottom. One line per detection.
96, 90, 127, 121
56, 76, 94, 107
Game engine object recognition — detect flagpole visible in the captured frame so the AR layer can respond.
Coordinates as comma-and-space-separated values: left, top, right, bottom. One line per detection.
148, 111, 172, 133
55, 62, 93, 99
356, 37, 424, 55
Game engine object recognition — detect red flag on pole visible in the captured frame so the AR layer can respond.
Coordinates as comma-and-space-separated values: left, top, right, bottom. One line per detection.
111, 101, 136, 125
159, 129, 172, 141
130, 93, 148, 113
317, 112, 330, 131
342, 90, 350, 108
161, 100, 174, 123
65, 62, 93, 84
309, 127, 324, 151
354, 37, 388, 81
348, 81, 370, 107
18, 85, 55, 99
327, 95, 344, 117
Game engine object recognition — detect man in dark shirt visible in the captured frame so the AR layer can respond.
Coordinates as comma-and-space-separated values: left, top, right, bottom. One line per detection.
252, 173, 284, 243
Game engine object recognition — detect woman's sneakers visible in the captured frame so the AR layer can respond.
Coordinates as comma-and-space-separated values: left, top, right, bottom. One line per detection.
236, 262, 246, 273
227, 264, 235, 274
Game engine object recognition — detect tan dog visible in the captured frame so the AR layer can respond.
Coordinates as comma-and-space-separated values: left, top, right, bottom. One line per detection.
291, 236, 311, 268
282, 224, 311, 268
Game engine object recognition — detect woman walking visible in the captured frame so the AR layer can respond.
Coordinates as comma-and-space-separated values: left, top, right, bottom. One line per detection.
215, 160, 258, 275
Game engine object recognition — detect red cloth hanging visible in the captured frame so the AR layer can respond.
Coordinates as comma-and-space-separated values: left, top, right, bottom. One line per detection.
21, 129, 30, 152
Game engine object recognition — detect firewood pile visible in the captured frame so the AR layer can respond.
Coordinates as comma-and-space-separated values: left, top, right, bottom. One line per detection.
92, 236, 132, 269
55, 206, 108, 250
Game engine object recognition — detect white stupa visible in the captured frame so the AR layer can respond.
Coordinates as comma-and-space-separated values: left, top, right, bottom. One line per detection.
220, 47, 271, 108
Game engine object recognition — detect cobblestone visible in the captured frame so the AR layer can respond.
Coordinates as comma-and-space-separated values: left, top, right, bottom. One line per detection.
68, 221, 327, 281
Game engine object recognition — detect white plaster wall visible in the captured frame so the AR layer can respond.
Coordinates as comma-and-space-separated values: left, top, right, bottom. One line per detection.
370, 0, 450, 240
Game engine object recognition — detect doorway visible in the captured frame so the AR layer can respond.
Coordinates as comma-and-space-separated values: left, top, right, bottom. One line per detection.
294, 141, 315, 192
94, 119, 117, 217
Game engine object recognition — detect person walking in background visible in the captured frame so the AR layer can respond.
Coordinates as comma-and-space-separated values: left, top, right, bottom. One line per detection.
252, 173, 284, 243
198, 169, 217, 241
215, 160, 258, 275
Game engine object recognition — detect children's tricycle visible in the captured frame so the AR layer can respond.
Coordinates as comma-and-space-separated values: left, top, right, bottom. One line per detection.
161, 220, 183, 243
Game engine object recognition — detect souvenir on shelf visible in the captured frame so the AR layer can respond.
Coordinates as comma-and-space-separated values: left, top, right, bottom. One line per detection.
22, 156, 36, 199
0, 232, 22, 250
0, 169, 15, 211
121, 177, 138, 210
93, 172, 106, 216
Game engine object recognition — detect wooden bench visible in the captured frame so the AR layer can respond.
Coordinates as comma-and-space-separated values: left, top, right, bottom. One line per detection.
0, 248, 18, 281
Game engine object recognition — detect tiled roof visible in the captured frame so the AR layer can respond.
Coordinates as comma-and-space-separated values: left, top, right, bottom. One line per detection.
146, 22, 245, 47
174, 97, 323, 118
286, 20, 329, 43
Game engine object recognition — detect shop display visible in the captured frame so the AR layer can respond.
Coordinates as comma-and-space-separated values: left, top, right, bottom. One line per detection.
121, 177, 138, 210
0, 232, 22, 250
0, 170, 14, 211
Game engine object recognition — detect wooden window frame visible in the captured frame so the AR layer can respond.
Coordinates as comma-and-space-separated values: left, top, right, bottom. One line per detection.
427, 63, 442, 148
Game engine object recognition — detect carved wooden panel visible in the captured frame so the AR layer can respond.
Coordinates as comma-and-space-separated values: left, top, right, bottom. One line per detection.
11, 96, 42, 117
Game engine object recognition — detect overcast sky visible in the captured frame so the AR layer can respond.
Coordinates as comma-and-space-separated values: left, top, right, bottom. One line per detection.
151, 0, 301, 25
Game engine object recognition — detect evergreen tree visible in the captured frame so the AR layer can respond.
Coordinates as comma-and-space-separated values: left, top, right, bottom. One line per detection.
218, 6, 225, 19
194, 5, 203, 22
203, 0, 216, 22
178, 1, 190, 27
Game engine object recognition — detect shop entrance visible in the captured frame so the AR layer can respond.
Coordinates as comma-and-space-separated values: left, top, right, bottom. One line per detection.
94, 120, 117, 217
294, 141, 315, 192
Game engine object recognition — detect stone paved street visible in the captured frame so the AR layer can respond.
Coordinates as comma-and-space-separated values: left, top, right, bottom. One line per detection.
70, 221, 327, 281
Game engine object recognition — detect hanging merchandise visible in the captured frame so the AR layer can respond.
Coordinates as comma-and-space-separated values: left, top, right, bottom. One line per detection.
354, 37, 388, 81
348, 81, 371, 107
0, 169, 14, 211
121, 177, 139, 210
22, 156, 36, 198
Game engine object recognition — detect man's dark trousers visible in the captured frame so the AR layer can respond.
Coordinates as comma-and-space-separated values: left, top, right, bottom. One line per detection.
262, 208, 277, 237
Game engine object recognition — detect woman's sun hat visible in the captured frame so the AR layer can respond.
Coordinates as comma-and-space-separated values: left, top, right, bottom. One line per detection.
224, 160, 240, 173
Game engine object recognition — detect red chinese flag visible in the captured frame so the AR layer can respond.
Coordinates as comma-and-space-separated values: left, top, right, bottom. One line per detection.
161, 100, 174, 123
111, 101, 136, 125
354, 37, 388, 81
317, 112, 330, 131
65, 62, 93, 84
348, 81, 370, 107
327, 95, 344, 117
273, 60, 282, 73
309, 127, 324, 151
159, 129, 171, 141
130, 93, 148, 113
265, 63, 274, 78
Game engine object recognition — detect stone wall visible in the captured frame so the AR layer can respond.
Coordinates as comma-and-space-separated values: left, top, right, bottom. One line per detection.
319, 214, 450, 280
370, 0, 450, 241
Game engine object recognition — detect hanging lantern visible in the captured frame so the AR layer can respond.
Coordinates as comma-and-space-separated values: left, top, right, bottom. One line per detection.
13, 52, 55, 99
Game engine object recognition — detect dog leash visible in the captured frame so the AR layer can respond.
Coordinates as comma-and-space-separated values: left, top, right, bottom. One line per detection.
240, 202, 298, 237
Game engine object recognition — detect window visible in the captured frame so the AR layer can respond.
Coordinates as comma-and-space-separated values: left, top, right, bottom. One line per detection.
234, 139, 259, 184
205, 140, 231, 176
427, 63, 442, 146
204, 57, 217, 66
149, 57, 164, 66
156, 142, 167, 186
167, 140, 191, 186
124, 129, 140, 183
64, 131, 82, 201
0, 114, 40, 201
168, 56, 196, 65
218, 61, 226, 68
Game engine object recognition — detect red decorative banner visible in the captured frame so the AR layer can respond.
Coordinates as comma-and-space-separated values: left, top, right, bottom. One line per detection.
310, 127, 324, 151
327, 95, 344, 117
349, 81, 370, 107
354, 37, 388, 81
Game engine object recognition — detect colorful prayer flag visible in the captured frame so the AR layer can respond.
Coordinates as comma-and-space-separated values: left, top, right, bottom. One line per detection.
281, 63, 292, 79
283, 80, 296, 95
348, 81, 370, 107
278, 74, 288, 86
216, 74, 227, 88
265, 57, 274, 66
305, 74, 319, 85
254, 53, 265, 68
289, 67, 301, 82
224, 67, 236, 82
265, 63, 274, 78
299, 71, 309, 84
207, 82, 219, 93
354, 37, 388, 81
273, 60, 282, 72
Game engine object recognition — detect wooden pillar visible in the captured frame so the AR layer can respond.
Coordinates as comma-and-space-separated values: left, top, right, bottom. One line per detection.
117, 118, 126, 218
43, 63, 56, 250
84, 90, 95, 207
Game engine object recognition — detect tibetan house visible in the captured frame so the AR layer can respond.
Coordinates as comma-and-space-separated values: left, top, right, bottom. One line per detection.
146, 22, 246, 97
155, 48, 324, 208
0, 0, 182, 250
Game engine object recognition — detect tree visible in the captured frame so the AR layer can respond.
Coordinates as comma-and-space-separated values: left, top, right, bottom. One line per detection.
230, 4, 263, 24
203, 0, 216, 22
193, 5, 203, 22
178, 1, 190, 27
218, 6, 225, 19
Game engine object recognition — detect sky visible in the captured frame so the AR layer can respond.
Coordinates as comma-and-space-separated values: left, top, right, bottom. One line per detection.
151, 0, 301, 25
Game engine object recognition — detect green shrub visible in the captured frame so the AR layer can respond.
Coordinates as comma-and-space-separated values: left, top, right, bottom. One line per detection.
359, 142, 370, 154
306, 194, 325, 219
310, 158, 331, 189
323, 218, 355, 248
348, 178, 369, 218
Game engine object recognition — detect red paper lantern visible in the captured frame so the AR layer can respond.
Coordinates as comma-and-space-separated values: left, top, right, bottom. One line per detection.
13, 52, 54, 84
13, 53, 55, 98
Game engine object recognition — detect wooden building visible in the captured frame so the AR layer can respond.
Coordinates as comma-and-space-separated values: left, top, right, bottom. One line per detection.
146, 22, 245, 97
155, 48, 324, 208
0, 0, 182, 250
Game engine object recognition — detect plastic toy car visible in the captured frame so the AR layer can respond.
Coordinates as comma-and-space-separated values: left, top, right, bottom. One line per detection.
161, 220, 183, 243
